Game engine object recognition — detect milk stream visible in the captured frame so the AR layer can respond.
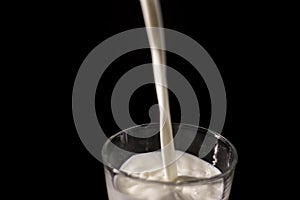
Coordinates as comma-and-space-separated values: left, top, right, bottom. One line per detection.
107, 1, 225, 199
140, 0, 178, 181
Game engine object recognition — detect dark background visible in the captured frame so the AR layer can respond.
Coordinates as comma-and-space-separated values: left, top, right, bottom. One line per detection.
67, 1, 245, 198
58, 1, 255, 199
15, 0, 294, 199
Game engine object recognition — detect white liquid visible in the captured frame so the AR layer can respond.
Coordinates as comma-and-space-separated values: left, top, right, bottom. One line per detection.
140, 0, 178, 181
110, 151, 223, 200
107, 1, 225, 199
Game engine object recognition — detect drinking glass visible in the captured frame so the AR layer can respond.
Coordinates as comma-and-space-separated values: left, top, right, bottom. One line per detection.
102, 123, 238, 200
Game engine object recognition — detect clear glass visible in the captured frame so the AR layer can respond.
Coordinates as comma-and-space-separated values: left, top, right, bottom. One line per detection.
102, 123, 238, 200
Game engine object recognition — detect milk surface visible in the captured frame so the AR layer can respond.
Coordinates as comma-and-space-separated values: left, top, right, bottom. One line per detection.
109, 151, 223, 200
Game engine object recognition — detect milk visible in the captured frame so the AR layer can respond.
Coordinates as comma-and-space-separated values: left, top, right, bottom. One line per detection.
140, 0, 178, 181
108, 151, 223, 200
107, 0, 225, 199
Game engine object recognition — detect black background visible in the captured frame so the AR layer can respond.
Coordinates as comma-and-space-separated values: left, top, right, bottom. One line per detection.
15, 0, 294, 199
59, 1, 254, 199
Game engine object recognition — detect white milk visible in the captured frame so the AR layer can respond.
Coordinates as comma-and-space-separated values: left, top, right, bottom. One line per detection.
140, 0, 177, 181
107, 0, 224, 199
110, 151, 223, 200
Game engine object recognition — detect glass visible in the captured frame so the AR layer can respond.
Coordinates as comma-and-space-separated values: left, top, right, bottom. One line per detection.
102, 123, 238, 200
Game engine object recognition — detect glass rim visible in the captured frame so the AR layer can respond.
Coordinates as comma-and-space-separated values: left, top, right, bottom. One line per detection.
102, 123, 238, 186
